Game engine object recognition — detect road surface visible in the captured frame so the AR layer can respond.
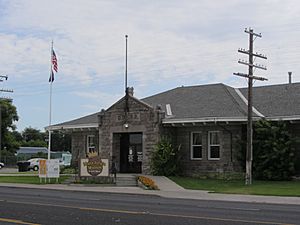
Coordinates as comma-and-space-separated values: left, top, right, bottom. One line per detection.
0, 186, 299, 225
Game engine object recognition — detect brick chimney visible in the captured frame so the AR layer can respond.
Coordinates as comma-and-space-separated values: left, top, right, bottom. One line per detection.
288, 72, 292, 84
127, 87, 134, 96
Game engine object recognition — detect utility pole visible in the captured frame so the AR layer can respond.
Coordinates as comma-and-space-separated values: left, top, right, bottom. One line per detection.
234, 28, 267, 185
0, 75, 13, 162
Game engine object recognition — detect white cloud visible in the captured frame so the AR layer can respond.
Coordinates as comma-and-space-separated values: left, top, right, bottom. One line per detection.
1, 0, 300, 130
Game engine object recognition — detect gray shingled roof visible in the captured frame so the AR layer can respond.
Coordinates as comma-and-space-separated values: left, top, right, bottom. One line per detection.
239, 82, 300, 118
51, 82, 300, 129
50, 112, 100, 130
16, 147, 48, 154
142, 83, 250, 122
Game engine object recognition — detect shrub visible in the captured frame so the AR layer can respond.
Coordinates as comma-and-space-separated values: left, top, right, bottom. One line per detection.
150, 137, 181, 176
60, 165, 76, 174
253, 120, 297, 180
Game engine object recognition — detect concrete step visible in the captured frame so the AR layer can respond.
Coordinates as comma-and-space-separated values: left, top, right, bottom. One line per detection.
115, 175, 137, 187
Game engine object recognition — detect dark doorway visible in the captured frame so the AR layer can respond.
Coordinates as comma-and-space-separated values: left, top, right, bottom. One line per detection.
120, 133, 142, 173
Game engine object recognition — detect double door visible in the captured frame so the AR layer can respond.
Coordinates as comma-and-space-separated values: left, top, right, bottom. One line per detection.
120, 133, 142, 173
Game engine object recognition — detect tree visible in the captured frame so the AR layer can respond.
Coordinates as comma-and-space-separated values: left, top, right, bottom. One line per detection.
12, 130, 23, 142
253, 120, 296, 180
50, 131, 71, 152
20, 127, 47, 147
0, 99, 19, 152
22, 127, 46, 142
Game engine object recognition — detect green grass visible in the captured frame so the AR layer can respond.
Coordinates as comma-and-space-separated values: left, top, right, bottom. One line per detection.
0, 175, 70, 184
169, 176, 300, 197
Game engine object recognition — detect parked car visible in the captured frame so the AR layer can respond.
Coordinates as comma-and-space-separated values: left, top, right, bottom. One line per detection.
27, 158, 45, 171
0, 162, 4, 169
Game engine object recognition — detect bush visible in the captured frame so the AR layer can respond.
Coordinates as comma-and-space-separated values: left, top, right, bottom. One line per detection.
60, 166, 76, 174
253, 120, 297, 180
150, 138, 181, 176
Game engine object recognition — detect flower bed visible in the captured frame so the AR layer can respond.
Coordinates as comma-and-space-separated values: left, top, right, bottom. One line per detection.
137, 176, 159, 190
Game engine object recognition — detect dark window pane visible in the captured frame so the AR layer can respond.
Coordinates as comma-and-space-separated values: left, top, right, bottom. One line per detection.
210, 146, 220, 158
193, 146, 202, 158
130, 134, 142, 144
210, 132, 220, 145
193, 133, 202, 145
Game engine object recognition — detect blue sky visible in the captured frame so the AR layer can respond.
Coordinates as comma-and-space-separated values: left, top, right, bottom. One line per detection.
0, 0, 299, 131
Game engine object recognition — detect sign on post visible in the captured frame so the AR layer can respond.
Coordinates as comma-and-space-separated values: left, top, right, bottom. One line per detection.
39, 159, 60, 181
47, 159, 60, 178
39, 159, 47, 178
80, 155, 108, 177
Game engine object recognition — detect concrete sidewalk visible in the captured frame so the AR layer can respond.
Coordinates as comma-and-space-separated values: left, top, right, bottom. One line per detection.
0, 175, 299, 205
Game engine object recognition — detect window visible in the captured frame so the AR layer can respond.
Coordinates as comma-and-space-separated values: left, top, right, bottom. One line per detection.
191, 132, 202, 159
87, 135, 95, 153
208, 131, 220, 160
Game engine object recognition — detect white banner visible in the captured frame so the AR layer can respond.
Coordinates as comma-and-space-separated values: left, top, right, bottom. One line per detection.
47, 159, 60, 178
39, 159, 60, 178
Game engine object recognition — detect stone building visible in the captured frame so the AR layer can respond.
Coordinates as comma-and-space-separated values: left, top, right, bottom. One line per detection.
49, 83, 300, 176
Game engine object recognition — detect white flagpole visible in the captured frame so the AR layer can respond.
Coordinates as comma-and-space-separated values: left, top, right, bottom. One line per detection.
48, 40, 54, 160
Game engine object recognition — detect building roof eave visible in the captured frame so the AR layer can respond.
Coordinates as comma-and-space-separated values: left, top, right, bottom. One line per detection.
162, 117, 249, 124
265, 115, 300, 121
162, 115, 300, 125
46, 123, 99, 131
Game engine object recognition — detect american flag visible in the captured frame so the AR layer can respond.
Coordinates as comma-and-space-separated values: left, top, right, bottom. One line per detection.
52, 49, 58, 72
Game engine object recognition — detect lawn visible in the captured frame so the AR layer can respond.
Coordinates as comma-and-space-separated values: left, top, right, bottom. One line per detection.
0, 175, 70, 184
169, 176, 300, 197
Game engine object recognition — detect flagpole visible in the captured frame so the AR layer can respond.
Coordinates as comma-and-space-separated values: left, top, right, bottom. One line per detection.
48, 40, 53, 160
125, 34, 128, 93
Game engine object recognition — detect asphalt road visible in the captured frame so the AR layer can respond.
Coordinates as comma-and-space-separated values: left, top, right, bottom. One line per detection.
0, 187, 299, 225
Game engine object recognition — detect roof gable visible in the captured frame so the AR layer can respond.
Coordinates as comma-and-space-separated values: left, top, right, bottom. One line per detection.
106, 94, 154, 112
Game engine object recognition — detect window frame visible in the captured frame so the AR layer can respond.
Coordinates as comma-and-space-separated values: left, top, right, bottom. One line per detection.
190, 132, 203, 160
208, 131, 221, 160
86, 135, 96, 154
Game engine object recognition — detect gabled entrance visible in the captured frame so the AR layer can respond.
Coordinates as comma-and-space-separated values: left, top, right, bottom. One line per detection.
119, 133, 142, 173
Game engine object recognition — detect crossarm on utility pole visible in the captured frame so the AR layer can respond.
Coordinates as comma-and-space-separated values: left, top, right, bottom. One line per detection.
233, 28, 267, 185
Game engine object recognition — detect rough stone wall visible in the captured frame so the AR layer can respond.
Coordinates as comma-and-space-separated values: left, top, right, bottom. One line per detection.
167, 124, 243, 176
99, 96, 162, 174
71, 130, 99, 166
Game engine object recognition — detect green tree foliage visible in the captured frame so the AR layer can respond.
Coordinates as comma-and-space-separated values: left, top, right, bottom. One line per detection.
14, 128, 71, 151
20, 127, 47, 147
22, 127, 46, 142
50, 131, 71, 152
150, 138, 181, 176
253, 120, 296, 180
0, 100, 19, 152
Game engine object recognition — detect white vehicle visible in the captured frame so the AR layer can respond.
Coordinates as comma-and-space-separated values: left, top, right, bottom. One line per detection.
27, 158, 44, 171
0, 162, 4, 169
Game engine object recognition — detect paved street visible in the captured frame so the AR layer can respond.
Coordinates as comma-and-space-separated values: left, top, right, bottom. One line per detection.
0, 186, 299, 225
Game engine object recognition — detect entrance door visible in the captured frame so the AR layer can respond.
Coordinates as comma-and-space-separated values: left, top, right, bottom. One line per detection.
119, 133, 142, 173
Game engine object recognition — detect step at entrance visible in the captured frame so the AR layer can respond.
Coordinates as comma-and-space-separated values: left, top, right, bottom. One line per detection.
115, 174, 137, 186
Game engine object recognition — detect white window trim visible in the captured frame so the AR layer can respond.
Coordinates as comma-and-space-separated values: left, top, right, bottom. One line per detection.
208, 131, 221, 160
191, 132, 202, 160
87, 135, 96, 154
